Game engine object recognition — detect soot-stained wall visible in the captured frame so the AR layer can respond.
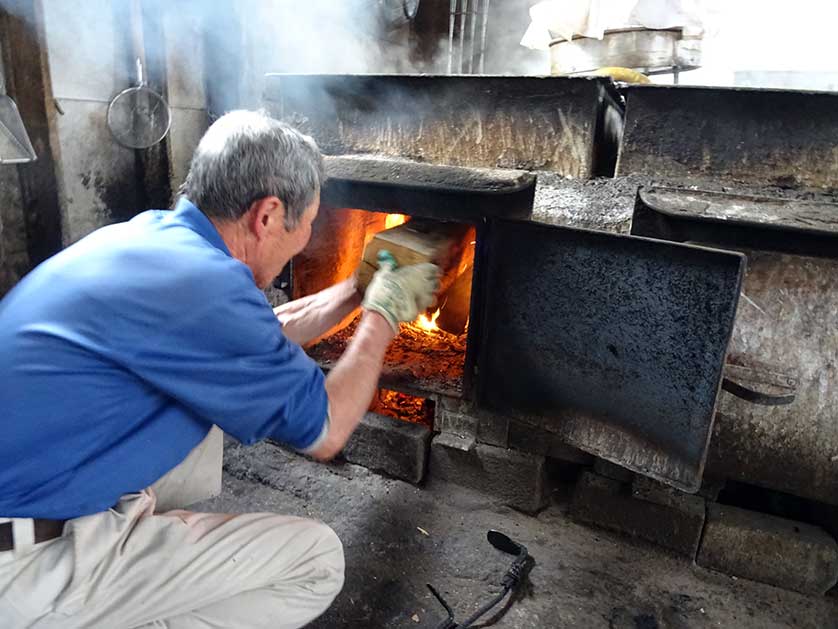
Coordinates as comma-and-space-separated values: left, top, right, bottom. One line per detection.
0, 52, 29, 297
41, 0, 208, 245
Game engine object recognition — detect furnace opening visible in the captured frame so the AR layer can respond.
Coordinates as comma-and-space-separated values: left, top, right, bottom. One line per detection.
294, 208, 476, 397
370, 388, 435, 427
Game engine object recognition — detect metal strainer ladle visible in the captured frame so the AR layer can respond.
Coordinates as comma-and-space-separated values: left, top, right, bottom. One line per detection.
107, 58, 171, 149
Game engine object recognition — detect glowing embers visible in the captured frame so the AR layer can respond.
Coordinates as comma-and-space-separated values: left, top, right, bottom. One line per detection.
307, 313, 468, 397
370, 388, 434, 427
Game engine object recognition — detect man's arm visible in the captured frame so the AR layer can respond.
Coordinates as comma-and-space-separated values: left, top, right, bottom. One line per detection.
307, 256, 439, 461
308, 311, 394, 460
274, 277, 362, 346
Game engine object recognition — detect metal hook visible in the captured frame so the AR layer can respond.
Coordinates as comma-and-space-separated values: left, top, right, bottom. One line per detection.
136, 57, 146, 87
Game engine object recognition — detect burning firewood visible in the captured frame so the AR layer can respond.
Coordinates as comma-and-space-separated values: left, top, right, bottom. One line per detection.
436, 262, 473, 336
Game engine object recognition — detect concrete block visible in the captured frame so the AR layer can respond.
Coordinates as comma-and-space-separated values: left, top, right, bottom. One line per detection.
429, 434, 549, 513
508, 420, 594, 465
436, 398, 513, 449
572, 471, 706, 557
437, 396, 472, 414
435, 407, 478, 438
433, 431, 475, 452
547, 440, 594, 466
697, 477, 726, 502
632, 475, 703, 510
698, 504, 838, 595
476, 412, 509, 447
342, 412, 431, 484
508, 420, 550, 455
594, 457, 634, 483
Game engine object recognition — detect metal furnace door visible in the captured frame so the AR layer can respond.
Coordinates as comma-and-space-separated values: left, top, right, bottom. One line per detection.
475, 219, 745, 492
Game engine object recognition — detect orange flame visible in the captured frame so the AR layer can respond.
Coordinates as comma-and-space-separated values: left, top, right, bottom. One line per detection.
384, 214, 408, 229
415, 308, 441, 332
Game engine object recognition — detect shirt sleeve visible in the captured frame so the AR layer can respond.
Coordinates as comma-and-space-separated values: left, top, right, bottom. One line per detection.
117, 260, 329, 451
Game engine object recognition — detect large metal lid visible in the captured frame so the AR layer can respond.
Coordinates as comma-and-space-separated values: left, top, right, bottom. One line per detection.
475, 218, 744, 492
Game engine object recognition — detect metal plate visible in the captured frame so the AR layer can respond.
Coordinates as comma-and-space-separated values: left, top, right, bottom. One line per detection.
618, 84, 838, 190
321, 155, 535, 221
632, 187, 838, 259
264, 74, 623, 178
475, 219, 744, 491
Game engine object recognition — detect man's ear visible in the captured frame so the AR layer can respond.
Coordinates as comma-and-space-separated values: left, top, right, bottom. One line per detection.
247, 196, 286, 240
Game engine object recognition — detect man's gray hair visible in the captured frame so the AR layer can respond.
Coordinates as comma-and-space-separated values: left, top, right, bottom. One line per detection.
180, 110, 324, 229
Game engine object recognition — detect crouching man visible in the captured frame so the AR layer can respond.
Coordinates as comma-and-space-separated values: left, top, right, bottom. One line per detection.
0, 110, 438, 628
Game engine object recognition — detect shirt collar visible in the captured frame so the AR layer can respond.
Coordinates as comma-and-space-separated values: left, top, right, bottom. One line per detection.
171, 197, 232, 256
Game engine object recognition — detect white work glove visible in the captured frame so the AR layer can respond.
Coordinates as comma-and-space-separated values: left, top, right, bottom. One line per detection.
362, 250, 440, 333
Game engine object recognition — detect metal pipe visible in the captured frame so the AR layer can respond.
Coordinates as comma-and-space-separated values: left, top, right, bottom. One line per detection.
479, 0, 490, 74
447, 0, 457, 75
468, 0, 479, 74
129, 0, 146, 83
459, 0, 468, 74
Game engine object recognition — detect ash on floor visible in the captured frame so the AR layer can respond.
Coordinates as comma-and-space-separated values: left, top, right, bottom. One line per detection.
194, 442, 838, 629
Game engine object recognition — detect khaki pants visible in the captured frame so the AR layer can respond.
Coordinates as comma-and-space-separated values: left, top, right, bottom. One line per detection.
0, 437, 344, 628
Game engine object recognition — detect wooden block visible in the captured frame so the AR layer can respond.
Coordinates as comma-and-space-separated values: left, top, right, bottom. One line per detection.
358, 220, 473, 293
436, 263, 473, 335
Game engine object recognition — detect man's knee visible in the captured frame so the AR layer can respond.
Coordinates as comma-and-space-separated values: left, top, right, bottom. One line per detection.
263, 518, 345, 594
309, 522, 345, 595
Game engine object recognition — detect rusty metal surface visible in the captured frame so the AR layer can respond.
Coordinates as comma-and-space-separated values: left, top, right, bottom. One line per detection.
322, 155, 535, 220
632, 187, 838, 259
630, 188, 838, 504
721, 362, 797, 407
532, 171, 645, 233
706, 251, 838, 506
475, 219, 745, 492
617, 85, 838, 190
640, 188, 838, 235
264, 74, 622, 178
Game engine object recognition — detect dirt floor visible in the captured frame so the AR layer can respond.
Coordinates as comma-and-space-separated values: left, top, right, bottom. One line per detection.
195, 442, 838, 629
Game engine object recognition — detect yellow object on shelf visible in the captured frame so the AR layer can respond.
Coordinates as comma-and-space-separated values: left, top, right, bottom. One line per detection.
590, 67, 651, 84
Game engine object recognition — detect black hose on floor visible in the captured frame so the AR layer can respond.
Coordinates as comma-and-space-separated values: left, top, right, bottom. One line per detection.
457, 586, 512, 628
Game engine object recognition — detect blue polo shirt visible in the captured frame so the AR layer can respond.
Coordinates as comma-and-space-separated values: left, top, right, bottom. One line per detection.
0, 198, 328, 519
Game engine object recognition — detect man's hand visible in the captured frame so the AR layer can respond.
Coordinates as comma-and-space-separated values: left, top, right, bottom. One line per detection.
361, 250, 440, 333
274, 277, 363, 346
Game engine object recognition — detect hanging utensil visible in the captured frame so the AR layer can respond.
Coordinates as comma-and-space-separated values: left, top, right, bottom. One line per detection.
0, 94, 36, 163
107, 57, 171, 150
